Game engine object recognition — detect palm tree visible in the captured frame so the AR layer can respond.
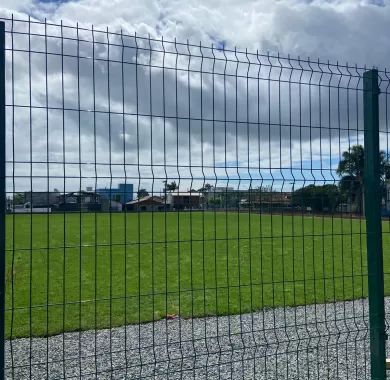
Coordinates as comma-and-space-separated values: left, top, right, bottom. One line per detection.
337, 145, 390, 214
164, 181, 178, 192
162, 181, 178, 199
198, 183, 212, 193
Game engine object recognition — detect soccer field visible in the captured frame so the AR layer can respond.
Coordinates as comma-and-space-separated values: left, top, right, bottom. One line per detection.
5, 211, 390, 338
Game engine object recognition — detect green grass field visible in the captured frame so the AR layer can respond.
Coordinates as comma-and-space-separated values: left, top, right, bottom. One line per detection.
5, 211, 390, 338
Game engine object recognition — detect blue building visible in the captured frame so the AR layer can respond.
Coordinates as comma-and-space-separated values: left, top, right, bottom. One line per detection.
96, 183, 133, 204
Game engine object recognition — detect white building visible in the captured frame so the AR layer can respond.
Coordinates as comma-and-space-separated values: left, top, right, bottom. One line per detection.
166, 191, 204, 210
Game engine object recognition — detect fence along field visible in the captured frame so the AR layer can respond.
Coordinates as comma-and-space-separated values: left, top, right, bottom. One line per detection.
5, 211, 375, 337
2, 16, 390, 380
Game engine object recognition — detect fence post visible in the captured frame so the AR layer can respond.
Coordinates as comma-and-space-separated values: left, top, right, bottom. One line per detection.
364, 68, 386, 380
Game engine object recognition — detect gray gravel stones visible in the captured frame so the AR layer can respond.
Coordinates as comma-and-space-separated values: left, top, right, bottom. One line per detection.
5, 297, 377, 379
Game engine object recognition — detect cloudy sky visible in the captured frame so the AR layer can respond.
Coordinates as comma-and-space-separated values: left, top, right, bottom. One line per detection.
1, 0, 390, 195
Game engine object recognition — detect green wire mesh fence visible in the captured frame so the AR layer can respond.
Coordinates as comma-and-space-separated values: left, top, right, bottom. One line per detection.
0, 16, 389, 379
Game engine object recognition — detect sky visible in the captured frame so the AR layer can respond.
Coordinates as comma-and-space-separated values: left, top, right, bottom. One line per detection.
1, 0, 390, 194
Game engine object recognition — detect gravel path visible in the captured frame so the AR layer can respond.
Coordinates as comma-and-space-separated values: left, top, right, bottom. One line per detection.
5, 297, 383, 379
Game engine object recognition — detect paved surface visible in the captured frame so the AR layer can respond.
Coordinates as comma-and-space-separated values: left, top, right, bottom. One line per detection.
5, 298, 378, 379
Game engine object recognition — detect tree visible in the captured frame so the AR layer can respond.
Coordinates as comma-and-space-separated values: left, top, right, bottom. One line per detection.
336, 145, 390, 214
198, 183, 213, 193
163, 181, 178, 192
137, 188, 149, 199
13, 193, 24, 205
292, 184, 340, 212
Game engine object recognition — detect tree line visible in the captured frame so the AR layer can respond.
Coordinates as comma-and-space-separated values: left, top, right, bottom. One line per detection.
292, 145, 390, 213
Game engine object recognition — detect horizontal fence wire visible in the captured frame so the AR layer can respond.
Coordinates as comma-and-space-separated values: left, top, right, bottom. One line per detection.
1, 15, 390, 379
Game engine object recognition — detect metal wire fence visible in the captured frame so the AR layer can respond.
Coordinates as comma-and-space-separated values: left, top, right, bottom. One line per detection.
0, 15, 389, 379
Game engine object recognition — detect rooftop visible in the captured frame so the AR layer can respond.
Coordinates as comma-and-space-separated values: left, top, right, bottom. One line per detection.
126, 196, 165, 205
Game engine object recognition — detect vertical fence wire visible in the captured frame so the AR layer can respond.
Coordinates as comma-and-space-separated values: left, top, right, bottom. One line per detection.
0, 16, 389, 379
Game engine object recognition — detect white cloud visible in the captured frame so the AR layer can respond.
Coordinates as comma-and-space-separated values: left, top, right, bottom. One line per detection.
3, 0, 390, 65
1, 0, 389, 193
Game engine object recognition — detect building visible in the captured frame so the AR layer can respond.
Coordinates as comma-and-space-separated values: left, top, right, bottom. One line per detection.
337, 203, 356, 214
205, 187, 239, 208
166, 191, 204, 210
243, 191, 292, 211
126, 196, 165, 211
57, 191, 101, 212
204, 187, 292, 210
24, 191, 60, 207
213, 187, 235, 193
96, 183, 133, 205
101, 199, 123, 212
